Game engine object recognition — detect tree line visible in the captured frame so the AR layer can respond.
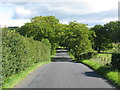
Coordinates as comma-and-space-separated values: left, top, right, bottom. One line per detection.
2, 28, 51, 83
2, 16, 120, 81
17, 16, 120, 59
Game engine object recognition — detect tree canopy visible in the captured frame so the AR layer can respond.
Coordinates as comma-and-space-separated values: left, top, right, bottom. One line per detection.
17, 16, 119, 60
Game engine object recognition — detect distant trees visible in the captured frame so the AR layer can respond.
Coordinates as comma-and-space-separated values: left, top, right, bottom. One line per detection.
18, 16, 59, 40
2, 15, 120, 85
63, 21, 92, 60
104, 21, 120, 43
91, 21, 119, 53
17, 15, 119, 60
17, 16, 93, 60
18, 16, 60, 54
91, 25, 109, 53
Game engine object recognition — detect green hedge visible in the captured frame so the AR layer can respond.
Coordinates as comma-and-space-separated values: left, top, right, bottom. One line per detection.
111, 53, 120, 71
2, 28, 51, 83
73, 51, 97, 62
82, 60, 120, 87
79, 51, 97, 60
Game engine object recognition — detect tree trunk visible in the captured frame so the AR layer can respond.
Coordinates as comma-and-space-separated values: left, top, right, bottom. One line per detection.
98, 46, 101, 53
75, 53, 78, 62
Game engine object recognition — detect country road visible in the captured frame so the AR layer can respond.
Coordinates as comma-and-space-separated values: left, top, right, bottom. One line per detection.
14, 49, 116, 88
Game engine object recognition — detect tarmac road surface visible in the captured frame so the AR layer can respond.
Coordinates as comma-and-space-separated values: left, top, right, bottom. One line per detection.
14, 49, 116, 88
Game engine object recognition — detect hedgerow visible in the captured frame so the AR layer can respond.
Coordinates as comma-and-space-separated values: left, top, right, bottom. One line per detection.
111, 53, 120, 71
2, 28, 51, 83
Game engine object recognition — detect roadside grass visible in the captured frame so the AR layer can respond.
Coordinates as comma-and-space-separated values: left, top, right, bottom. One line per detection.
51, 54, 56, 58
1, 61, 51, 89
68, 52, 120, 87
81, 60, 120, 87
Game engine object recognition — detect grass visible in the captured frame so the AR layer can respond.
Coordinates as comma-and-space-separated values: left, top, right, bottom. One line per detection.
96, 53, 111, 57
82, 60, 103, 70
1, 61, 51, 89
81, 60, 120, 87
51, 54, 56, 58
107, 72, 119, 86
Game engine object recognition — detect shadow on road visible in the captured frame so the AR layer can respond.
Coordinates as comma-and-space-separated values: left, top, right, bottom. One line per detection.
51, 48, 73, 62
82, 71, 120, 89
83, 71, 101, 78
51, 58, 73, 62
51, 58, 74, 62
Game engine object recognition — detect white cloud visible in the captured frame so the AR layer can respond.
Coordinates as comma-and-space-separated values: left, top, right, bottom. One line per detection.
14, 6, 32, 19
39, 0, 118, 15
60, 17, 118, 27
0, 18, 30, 27
82, 0, 118, 14
81, 18, 117, 23
0, 1, 118, 27
101, 18, 118, 23
15, 7, 31, 16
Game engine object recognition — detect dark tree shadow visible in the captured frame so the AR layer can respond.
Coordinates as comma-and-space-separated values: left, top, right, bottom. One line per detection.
83, 71, 101, 78
51, 49, 73, 62
51, 57, 73, 62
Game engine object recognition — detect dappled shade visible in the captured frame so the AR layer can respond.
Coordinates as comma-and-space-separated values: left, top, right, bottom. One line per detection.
52, 49, 72, 62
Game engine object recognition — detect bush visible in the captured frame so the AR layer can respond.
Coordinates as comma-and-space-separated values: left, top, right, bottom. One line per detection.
2, 28, 51, 83
78, 51, 97, 61
111, 53, 120, 71
82, 60, 119, 87
112, 43, 120, 53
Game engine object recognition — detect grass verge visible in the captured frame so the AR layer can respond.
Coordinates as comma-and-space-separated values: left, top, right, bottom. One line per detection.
81, 60, 120, 87
1, 61, 51, 89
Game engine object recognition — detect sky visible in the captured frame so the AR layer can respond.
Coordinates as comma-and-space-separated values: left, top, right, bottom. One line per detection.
0, 0, 119, 27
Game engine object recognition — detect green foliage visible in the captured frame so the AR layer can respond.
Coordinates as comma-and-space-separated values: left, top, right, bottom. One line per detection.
1, 15, 120, 89
78, 51, 97, 61
89, 29, 96, 49
61, 21, 93, 60
2, 28, 51, 83
104, 21, 120, 43
2, 15, 120, 88
91, 21, 120, 53
2, 61, 50, 89
112, 43, 120, 53
18, 16, 60, 55
91, 54, 112, 66
111, 53, 120, 71
82, 60, 120, 87
91, 25, 111, 53
18, 17, 93, 57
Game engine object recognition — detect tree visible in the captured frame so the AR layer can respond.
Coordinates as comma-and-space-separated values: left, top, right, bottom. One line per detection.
103, 21, 120, 43
18, 16, 60, 54
89, 29, 96, 50
17, 16, 93, 57
64, 21, 92, 60
91, 25, 112, 53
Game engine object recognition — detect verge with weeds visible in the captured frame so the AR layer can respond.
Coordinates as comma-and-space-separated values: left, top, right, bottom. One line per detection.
81, 60, 120, 87
1, 61, 51, 89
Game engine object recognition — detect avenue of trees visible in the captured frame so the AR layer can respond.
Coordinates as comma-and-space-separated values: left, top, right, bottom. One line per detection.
2, 16, 120, 82
91, 21, 120, 53
17, 16, 93, 60
2, 28, 51, 82
17, 16, 120, 69
17, 16, 120, 56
